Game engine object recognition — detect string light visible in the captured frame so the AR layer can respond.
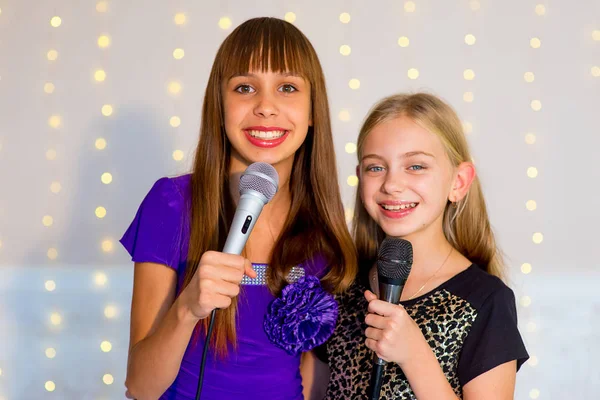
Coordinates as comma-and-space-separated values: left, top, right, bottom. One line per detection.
44, 83, 55, 94
531, 100, 542, 111
101, 239, 114, 252
339, 45, 351, 56
45, 381, 56, 392
45, 348, 57, 358
50, 312, 62, 326
532, 232, 544, 244
345, 143, 357, 154
97, 35, 111, 49
338, 110, 350, 121
47, 248, 58, 260
463, 122, 473, 134
284, 12, 296, 23
404, 1, 416, 13
527, 167, 538, 178
535, 5, 546, 16
521, 263, 532, 274
348, 79, 360, 90
42, 215, 54, 227
174, 13, 187, 25
463, 92, 474, 103
593, 30, 600, 41
94, 69, 106, 82
168, 81, 182, 94
48, 115, 62, 129
101, 173, 113, 184
524, 72, 535, 83
529, 389, 540, 399
47, 50, 58, 61
50, 17, 62, 28
339, 13, 351, 24
530, 37, 541, 49
103, 374, 114, 385
94, 271, 108, 287
95, 138, 107, 150
101, 105, 113, 116
173, 48, 185, 60
525, 133, 536, 144
347, 175, 358, 187
104, 305, 117, 319
463, 69, 475, 80
397, 36, 410, 47
173, 150, 184, 161
100, 341, 112, 352
218, 17, 232, 30
95, 206, 107, 219
344, 208, 354, 223
528, 356, 539, 366
46, 149, 57, 160
407, 68, 419, 79
170, 116, 181, 127
465, 34, 476, 45
96, 1, 108, 13
45, 280, 56, 292
520, 296, 532, 307
526, 200, 537, 211
592, 66, 600, 77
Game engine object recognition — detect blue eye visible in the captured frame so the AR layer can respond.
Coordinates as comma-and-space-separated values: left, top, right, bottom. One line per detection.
367, 166, 384, 172
235, 85, 255, 94
408, 165, 424, 171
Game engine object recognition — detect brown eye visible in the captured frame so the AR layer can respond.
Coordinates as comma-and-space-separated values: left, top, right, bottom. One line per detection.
279, 84, 297, 93
235, 85, 254, 94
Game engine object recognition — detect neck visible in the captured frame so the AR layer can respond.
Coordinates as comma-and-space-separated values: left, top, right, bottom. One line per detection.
396, 219, 454, 277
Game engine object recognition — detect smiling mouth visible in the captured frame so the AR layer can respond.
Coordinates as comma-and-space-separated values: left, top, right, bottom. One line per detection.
380, 203, 418, 211
246, 129, 287, 140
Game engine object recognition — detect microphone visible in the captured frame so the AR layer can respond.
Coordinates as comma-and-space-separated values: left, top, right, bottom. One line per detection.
222, 162, 279, 254
368, 237, 413, 400
196, 162, 279, 400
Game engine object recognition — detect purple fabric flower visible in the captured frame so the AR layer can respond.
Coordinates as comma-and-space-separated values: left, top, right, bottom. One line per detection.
264, 275, 338, 355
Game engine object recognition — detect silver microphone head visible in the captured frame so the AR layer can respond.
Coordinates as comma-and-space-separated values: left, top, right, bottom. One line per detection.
238, 162, 279, 203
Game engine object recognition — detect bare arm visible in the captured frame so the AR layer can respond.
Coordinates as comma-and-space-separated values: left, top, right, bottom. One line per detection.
125, 253, 255, 400
300, 351, 330, 400
462, 361, 517, 400
125, 262, 198, 399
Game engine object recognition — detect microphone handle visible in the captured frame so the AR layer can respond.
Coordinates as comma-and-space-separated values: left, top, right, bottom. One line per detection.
368, 355, 386, 400
222, 193, 265, 255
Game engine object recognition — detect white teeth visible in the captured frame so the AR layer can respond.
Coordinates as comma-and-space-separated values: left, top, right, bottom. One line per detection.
381, 203, 417, 211
248, 130, 285, 139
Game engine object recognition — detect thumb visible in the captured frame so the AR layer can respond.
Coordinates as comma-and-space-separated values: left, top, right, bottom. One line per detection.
364, 290, 378, 302
244, 259, 257, 279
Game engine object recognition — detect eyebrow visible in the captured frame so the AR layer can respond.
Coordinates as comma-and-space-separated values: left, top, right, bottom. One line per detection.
228, 72, 304, 80
360, 151, 435, 162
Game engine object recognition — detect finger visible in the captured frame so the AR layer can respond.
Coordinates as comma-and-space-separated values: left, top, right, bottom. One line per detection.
212, 294, 233, 310
365, 338, 385, 361
365, 327, 383, 341
368, 299, 404, 317
214, 281, 241, 298
364, 290, 378, 302
202, 251, 247, 271
365, 313, 387, 329
199, 263, 244, 284
244, 259, 257, 278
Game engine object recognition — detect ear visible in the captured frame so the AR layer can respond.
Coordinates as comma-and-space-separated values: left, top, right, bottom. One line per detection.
449, 161, 476, 202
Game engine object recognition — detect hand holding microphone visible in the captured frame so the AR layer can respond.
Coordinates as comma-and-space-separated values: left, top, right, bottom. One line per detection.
180, 162, 279, 321
366, 237, 414, 400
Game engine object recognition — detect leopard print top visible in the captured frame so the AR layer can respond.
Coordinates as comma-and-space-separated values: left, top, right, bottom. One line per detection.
320, 265, 528, 399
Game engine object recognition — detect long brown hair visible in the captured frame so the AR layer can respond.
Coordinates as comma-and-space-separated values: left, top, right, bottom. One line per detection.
183, 17, 357, 354
353, 93, 503, 279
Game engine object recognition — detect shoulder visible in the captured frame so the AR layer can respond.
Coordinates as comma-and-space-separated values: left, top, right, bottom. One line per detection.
146, 174, 191, 208
445, 264, 515, 311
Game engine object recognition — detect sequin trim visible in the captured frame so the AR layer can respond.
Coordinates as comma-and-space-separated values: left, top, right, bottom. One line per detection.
241, 264, 306, 286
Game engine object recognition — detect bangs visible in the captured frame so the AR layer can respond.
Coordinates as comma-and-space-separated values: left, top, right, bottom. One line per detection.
218, 17, 314, 81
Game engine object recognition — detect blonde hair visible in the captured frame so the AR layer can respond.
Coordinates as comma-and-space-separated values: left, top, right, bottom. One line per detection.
353, 93, 503, 279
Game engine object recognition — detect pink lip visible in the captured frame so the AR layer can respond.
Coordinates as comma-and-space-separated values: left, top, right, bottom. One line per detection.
244, 126, 290, 148
379, 202, 419, 219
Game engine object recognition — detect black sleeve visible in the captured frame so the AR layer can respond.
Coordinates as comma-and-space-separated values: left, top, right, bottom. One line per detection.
313, 343, 329, 364
457, 285, 529, 385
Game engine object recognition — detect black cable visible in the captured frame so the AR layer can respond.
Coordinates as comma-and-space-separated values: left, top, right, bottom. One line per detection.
195, 309, 217, 400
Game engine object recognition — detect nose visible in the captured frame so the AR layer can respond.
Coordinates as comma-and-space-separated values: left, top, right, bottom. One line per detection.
253, 91, 278, 118
381, 169, 406, 195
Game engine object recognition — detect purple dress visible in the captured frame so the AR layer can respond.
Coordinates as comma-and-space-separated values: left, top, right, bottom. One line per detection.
120, 175, 333, 400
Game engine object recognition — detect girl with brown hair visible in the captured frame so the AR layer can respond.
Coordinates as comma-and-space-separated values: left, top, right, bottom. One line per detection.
120, 17, 356, 400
